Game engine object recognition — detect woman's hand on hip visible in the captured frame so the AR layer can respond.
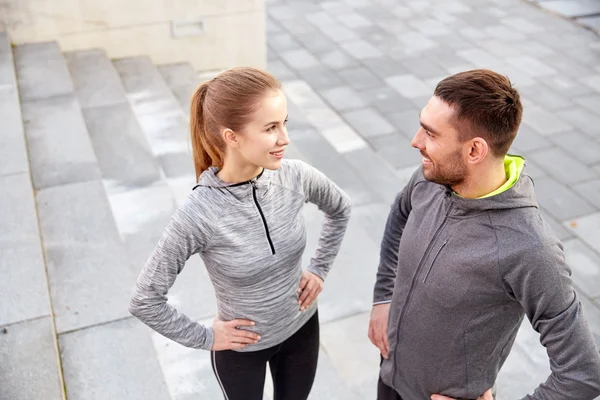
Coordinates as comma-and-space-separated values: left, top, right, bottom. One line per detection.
298, 270, 323, 311
211, 315, 260, 351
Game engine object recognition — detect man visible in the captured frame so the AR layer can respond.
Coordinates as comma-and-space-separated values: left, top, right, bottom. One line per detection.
369, 69, 600, 400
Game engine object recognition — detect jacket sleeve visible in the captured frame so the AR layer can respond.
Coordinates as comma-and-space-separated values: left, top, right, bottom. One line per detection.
128, 197, 215, 351
292, 160, 352, 281
372, 169, 419, 304
503, 238, 600, 399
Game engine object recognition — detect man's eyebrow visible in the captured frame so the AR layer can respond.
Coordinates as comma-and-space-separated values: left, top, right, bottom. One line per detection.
419, 112, 439, 135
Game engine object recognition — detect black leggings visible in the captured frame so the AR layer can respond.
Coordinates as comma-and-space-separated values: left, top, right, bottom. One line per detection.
211, 311, 320, 400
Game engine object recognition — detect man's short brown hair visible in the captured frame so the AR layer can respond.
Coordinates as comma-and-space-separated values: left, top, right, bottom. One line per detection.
434, 69, 523, 157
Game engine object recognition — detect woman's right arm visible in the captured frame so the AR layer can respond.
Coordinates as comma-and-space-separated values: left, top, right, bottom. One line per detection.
128, 201, 215, 350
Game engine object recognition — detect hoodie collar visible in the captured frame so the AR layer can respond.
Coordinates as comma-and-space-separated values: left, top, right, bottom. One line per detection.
194, 167, 272, 201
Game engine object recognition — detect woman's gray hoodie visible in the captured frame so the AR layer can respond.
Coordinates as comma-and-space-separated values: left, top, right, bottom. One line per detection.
129, 159, 351, 351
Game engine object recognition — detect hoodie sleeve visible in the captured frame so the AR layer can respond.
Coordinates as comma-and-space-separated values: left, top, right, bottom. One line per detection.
291, 160, 351, 281
128, 196, 216, 351
502, 237, 600, 400
373, 169, 419, 305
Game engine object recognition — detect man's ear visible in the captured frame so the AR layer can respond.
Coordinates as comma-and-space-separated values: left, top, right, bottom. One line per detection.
467, 137, 489, 164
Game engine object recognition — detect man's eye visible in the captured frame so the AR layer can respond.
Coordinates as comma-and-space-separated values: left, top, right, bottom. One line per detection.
284, 119, 288, 126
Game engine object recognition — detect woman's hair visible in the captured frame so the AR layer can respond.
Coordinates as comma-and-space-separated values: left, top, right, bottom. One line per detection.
190, 67, 281, 180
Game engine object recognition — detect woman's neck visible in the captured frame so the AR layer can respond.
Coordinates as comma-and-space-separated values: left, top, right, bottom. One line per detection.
216, 162, 263, 184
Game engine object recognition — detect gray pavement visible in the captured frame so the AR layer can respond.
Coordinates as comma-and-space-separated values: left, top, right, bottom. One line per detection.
1, 0, 600, 398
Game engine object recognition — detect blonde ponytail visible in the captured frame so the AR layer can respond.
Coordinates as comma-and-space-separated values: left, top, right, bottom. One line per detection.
190, 82, 222, 180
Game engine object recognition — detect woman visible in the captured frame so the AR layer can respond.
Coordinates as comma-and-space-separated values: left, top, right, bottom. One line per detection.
129, 67, 351, 400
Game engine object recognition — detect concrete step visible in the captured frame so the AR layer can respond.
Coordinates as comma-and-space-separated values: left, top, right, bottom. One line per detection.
65, 49, 163, 196
0, 32, 64, 400
0, 31, 28, 177
114, 56, 194, 182
14, 42, 101, 190
157, 62, 199, 115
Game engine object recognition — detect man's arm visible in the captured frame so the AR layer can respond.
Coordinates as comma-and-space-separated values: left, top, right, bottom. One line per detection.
503, 238, 600, 399
369, 169, 419, 357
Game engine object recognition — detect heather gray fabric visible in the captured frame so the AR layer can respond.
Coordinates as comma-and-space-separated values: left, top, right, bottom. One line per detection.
129, 159, 351, 351
375, 165, 600, 400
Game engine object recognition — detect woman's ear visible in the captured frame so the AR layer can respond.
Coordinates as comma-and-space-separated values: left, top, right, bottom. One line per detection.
222, 128, 240, 148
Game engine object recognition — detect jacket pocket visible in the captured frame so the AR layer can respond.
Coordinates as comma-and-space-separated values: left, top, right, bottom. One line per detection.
422, 238, 449, 283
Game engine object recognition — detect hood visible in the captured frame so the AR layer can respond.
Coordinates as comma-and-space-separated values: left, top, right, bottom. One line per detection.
194, 167, 272, 201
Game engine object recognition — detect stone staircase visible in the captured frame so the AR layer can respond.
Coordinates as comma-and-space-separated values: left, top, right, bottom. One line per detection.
0, 31, 399, 399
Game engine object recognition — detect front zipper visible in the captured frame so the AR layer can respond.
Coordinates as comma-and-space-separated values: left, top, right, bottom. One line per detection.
251, 181, 275, 255
422, 239, 449, 283
391, 203, 453, 387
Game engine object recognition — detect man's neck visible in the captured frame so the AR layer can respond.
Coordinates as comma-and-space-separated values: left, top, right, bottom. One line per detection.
451, 159, 507, 199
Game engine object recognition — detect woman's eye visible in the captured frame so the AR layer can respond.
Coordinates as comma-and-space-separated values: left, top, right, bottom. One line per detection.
267, 125, 276, 132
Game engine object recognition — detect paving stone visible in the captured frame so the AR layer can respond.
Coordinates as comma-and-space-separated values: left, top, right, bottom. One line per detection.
456, 48, 501, 68
540, 209, 574, 242
320, 86, 367, 111
519, 85, 575, 111
14, 42, 73, 101
343, 108, 395, 138
83, 104, 162, 194
21, 95, 101, 189
266, 16, 283, 34
108, 184, 217, 321
148, 317, 228, 400
342, 147, 403, 204
514, 41, 556, 58
528, 147, 597, 185
567, 212, 600, 255
306, 11, 337, 27
113, 56, 180, 116
319, 23, 360, 44
279, 48, 321, 71
289, 128, 378, 206
506, 55, 558, 77
267, 4, 298, 20
579, 294, 600, 349
0, 86, 28, 176
0, 32, 14, 86
37, 181, 137, 333
340, 39, 383, 59
540, 0, 600, 18
510, 126, 551, 154
563, 238, 600, 298
549, 130, 600, 165
358, 86, 416, 114
522, 157, 548, 180
395, 31, 439, 54
294, 31, 339, 54
534, 177, 596, 221
268, 32, 303, 52
580, 75, 600, 93
65, 49, 127, 109
370, 133, 423, 169
60, 318, 170, 400
542, 75, 594, 97
386, 74, 432, 99
578, 15, 600, 31
320, 312, 380, 399
399, 56, 449, 80
521, 106, 572, 136
296, 66, 345, 89
573, 93, 600, 114
573, 179, 600, 209
302, 205, 375, 323
361, 57, 408, 79
338, 66, 383, 90
556, 108, 600, 136
0, 317, 62, 400
386, 109, 422, 139
308, 348, 362, 400
336, 12, 373, 28
318, 49, 361, 70
501, 16, 545, 33
495, 318, 552, 399
486, 25, 528, 41
267, 58, 297, 81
